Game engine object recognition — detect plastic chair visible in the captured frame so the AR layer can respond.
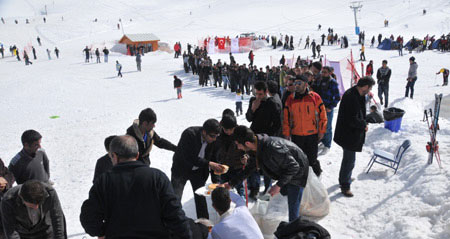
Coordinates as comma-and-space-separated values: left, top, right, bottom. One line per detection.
366, 140, 411, 174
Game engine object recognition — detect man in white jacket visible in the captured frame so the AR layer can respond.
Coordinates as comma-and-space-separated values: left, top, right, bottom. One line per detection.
209, 187, 263, 239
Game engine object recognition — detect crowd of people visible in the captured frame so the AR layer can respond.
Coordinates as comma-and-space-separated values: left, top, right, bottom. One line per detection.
0, 36, 60, 65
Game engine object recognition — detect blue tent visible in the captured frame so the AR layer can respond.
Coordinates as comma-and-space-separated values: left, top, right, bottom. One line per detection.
377, 39, 392, 50
431, 39, 440, 49
377, 39, 400, 50
404, 40, 412, 51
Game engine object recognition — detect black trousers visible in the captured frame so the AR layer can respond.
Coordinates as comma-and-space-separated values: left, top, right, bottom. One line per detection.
171, 170, 209, 219
291, 134, 321, 176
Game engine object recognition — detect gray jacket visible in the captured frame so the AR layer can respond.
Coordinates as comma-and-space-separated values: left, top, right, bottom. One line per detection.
408, 62, 418, 79
9, 149, 49, 185
1, 183, 66, 239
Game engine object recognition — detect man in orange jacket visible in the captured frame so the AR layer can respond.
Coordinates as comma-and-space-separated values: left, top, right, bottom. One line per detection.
283, 74, 327, 176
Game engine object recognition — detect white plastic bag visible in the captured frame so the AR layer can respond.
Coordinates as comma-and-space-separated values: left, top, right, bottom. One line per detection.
262, 194, 289, 238
249, 199, 268, 227
299, 167, 330, 218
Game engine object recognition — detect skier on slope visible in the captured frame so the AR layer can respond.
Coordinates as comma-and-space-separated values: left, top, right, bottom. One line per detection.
136, 52, 142, 71
116, 61, 123, 77
32, 46, 36, 59
436, 68, 449, 86
54, 47, 59, 59
95, 48, 101, 63
83, 46, 90, 63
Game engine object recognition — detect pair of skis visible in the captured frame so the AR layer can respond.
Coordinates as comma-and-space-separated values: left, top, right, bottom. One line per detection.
423, 94, 443, 167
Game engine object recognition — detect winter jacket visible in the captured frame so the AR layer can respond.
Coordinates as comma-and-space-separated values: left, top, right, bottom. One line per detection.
274, 218, 330, 239
2, 183, 66, 239
136, 54, 141, 63
92, 154, 113, 184
283, 91, 327, 137
9, 149, 50, 185
376, 67, 392, 84
245, 97, 281, 136
214, 130, 245, 170
102, 49, 109, 55
408, 62, 418, 79
80, 161, 192, 239
311, 77, 341, 109
0, 158, 15, 198
126, 120, 177, 166
230, 135, 308, 188
366, 63, 373, 76
174, 78, 182, 88
116, 63, 122, 71
334, 86, 367, 152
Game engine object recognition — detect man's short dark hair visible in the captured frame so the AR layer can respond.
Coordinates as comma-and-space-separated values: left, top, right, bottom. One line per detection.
322, 66, 332, 72
312, 61, 322, 71
203, 119, 221, 135
109, 135, 139, 160
220, 114, 237, 130
21, 130, 42, 146
267, 80, 278, 95
254, 81, 267, 92
222, 108, 235, 118
382, 60, 388, 64
409, 56, 415, 62
370, 105, 378, 111
357, 76, 376, 87
138, 108, 157, 124
232, 125, 256, 145
211, 187, 231, 213
104, 135, 117, 151
20, 180, 45, 204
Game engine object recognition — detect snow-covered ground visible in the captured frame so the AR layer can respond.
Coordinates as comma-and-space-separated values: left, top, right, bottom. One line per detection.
0, 0, 449, 238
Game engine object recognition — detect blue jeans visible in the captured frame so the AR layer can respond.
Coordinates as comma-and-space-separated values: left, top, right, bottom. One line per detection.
222, 75, 229, 90
321, 109, 334, 148
282, 184, 304, 221
405, 78, 416, 99
378, 83, 389, 107
104, 55, 108, 63
338, 148, 356, 190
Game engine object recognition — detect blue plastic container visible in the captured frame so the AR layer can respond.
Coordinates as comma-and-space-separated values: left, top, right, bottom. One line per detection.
384, 117, 403, 132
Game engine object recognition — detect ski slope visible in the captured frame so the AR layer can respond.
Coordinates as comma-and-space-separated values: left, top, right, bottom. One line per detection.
0, 0, 449, 238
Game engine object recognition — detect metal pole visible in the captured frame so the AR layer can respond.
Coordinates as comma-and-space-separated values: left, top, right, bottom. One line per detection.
353, 8, 358, 28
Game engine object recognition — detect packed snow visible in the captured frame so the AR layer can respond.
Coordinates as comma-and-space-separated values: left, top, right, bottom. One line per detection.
0, 0, 449, 238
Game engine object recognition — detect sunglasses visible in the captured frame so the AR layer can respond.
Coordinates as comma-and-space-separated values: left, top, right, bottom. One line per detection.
287, 83, 294, 86
294, 81, 306, 85
208, 134, 219, 139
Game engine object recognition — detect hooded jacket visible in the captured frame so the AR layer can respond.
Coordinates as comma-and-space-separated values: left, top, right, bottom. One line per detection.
126, 120, 177, 166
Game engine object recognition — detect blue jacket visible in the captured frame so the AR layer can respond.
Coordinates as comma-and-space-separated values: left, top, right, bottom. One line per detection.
312, 77, 340, 109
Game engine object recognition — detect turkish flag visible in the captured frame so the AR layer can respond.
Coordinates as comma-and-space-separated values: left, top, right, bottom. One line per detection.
218, 38, 225, 49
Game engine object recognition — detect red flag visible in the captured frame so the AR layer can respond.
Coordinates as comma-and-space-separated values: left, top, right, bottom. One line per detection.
218, 38, 225, 49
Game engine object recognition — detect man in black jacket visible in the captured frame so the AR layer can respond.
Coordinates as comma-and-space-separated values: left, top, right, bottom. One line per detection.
0, 158, 15, 238
245, 81, 281, 197
92, 135, 116, 183
334, 76, 375, 197
228, 125, 309, 222
171, 119, 225, 219
126, 108, 177, 166
376, 60, 391, 108
1, 180, 66, 239
80, 136, 192, 239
